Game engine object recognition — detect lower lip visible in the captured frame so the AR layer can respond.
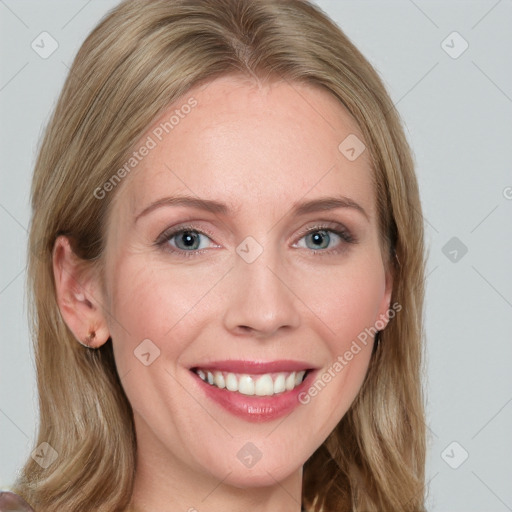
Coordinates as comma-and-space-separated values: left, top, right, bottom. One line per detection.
191, 370, 315, 422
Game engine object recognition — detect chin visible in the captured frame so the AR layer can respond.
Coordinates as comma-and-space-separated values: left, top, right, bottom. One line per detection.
198, 443, 306, 489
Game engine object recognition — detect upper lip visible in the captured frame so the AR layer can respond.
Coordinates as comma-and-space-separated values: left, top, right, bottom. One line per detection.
189, 359, 317, 374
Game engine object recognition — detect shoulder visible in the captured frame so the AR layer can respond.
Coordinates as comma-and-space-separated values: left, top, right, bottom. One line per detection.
0, 491, 35, 511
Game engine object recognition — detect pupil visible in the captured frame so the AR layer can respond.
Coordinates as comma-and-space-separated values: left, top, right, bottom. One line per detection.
313, 232, 324, 245
311, 231, 328, 249
182, 232, 196, 247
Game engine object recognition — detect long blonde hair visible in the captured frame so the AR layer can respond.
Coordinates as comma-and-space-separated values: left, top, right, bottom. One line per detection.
16, 1, 426, 510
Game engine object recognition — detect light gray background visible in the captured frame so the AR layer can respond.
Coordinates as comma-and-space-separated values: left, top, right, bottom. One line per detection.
1, 1, 511, 510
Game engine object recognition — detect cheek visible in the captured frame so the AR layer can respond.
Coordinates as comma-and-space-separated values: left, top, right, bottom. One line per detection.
296, 253, 386, 350
105, 257, 217, 438
106, 252, 228, 389
292, 255, 385, 426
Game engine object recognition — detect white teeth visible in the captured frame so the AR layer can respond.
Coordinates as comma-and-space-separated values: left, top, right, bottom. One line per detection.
214, 371, 225, 389
194, 368, 308, 396
295, 370, 306, 386
254, 374, 274, 396
285, 372, 296, 391
273, 374, 286, 394
225, 372, 238, 392
238, 375, 255, 395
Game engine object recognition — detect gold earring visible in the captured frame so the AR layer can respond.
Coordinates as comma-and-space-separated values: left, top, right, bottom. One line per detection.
81, 330, 96, 348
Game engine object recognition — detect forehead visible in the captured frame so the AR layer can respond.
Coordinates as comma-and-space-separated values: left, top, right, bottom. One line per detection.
116, 74, 375, 221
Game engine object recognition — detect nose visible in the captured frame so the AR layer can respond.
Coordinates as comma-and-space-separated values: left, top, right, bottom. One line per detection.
222, 245, 301, 338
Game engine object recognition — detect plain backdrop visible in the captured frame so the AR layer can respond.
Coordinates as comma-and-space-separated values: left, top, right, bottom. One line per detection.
1, 1, 511, 510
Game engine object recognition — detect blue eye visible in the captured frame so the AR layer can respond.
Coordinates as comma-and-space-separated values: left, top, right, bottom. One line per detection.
295, 227, 354, 254
157, 228, 214, 254
304, 230, 336, 250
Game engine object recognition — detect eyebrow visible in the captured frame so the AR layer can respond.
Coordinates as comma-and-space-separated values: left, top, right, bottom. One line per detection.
293, 196, 368, 220
134, 194, 369, 222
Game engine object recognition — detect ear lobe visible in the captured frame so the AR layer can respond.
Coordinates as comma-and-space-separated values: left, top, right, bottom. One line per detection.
52, 235, 110, 348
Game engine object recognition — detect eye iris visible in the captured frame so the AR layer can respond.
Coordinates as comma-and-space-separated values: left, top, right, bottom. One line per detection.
308, 230, 330, 249
176, 231, 200, 250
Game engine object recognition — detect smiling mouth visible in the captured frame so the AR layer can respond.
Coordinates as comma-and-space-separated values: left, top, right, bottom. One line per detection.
191, 368, 311, 397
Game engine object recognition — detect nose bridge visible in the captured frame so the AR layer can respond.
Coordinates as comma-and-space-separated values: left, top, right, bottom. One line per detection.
222, 236, 300, 336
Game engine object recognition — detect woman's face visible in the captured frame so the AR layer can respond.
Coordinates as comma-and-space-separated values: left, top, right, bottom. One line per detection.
100, 75, 392, 488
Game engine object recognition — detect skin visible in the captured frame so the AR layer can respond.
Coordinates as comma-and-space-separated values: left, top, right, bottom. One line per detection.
53, 75, 393, 512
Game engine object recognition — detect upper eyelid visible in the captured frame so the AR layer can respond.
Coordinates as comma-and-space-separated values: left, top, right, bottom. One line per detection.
295, 221, 351, 236
155, 224, 217, 246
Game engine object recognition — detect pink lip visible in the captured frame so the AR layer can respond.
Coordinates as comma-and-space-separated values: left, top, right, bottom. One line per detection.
190, 359, 315, 374
188, 361, 318, 423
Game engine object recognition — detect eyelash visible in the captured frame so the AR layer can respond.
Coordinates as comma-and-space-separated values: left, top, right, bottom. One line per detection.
154, 222, 357, 258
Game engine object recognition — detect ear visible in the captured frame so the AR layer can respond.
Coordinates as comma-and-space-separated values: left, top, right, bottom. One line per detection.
376, 264, 394, 329
52, 235, 110, 348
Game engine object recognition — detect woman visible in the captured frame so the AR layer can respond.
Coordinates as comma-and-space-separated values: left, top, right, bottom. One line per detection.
2, 0, 426, 510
